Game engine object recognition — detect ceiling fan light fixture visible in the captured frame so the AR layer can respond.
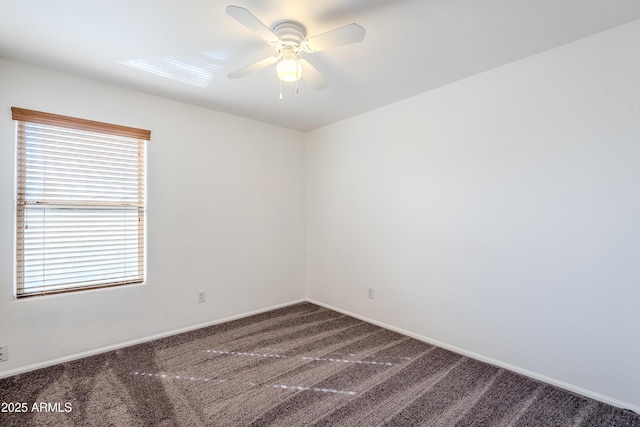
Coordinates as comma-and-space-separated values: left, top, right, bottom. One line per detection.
277, 51, 302, 82
227, 6, 365, 91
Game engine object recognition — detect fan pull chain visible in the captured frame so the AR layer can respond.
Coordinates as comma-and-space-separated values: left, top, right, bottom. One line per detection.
279, 81, 301, 99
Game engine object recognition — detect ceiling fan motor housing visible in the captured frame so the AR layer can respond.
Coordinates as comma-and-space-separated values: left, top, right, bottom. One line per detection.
273, 21, 306, 46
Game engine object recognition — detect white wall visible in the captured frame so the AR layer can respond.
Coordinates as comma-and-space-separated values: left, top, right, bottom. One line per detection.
305, 20, 640, 409
0, 59, 305, 374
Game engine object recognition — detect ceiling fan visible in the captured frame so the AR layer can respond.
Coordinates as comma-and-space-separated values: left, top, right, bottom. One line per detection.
226, 5, 366, 92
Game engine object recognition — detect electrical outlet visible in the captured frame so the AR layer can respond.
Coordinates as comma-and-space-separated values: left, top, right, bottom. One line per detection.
197, 290, 206, 303
368, 288, 374, 299
0, 345, 8, 362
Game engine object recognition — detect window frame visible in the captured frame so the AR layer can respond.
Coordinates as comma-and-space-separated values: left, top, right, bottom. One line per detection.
12, 107, 151, 298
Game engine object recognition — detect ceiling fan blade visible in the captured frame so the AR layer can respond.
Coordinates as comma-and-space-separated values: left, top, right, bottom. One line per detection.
228, 56, 280, 79
300, 59, 329, 90
304, 23, 365, 53
226, 5, 279, 44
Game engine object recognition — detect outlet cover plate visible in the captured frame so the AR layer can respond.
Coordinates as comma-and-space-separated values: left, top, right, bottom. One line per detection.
197, 290, 206, 303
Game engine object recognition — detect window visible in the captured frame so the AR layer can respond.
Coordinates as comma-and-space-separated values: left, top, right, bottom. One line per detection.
12, 107, 150, 298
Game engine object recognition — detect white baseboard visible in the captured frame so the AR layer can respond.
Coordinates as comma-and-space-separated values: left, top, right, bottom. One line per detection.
307, 298, 640, 415
0, 298, 306, 380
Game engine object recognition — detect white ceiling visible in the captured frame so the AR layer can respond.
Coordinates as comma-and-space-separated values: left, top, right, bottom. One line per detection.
1, 0, 639, 132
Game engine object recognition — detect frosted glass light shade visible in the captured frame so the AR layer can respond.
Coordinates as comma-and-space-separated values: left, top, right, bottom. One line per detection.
277, 58, 302, 82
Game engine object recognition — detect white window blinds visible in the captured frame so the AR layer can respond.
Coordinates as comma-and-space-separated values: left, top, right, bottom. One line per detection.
13, 107, 150, 298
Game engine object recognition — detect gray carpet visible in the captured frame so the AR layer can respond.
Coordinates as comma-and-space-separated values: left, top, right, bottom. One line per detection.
1, 302, 638, 426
